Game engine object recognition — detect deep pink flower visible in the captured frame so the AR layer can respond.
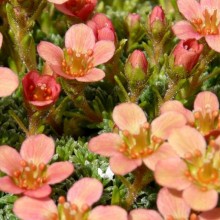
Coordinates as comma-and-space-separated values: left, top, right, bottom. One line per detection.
87, 13, 116, 42
0, 67, 19, 97
173, 0, 220, 52
172, 39, 203, 72
155, 126, 219, 211
38, 24, 115, 82
13, 178, 127, 220
89, 103, 186, 175
149, 6, 165, 27
22, 71, 61, 108
0, 134, 74, 198
48, 0, 97, 21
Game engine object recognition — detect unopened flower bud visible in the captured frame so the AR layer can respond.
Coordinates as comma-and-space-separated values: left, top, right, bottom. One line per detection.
126, 13, 141, 29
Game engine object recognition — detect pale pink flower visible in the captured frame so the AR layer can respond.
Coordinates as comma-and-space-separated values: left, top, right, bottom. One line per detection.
89, 103, 186, 175
0, 67, 19, 97
0, 134, 74, 198
48, 0, 97, 21
129, 187, 191, 220
160, 91, 220, 136
38, 24, 115, 82
173, 0, 220, 52
155, 126, 220, 211
13, 178, 127, 220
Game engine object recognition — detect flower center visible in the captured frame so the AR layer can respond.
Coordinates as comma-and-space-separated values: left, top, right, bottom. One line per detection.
118, 123, 163, 159
58, 196, 89, 220
62, 48, 94, 77
192, 9, 219, 35
28, 83, 52, 101
12, 160, 47, 190
197, 163, 218, 184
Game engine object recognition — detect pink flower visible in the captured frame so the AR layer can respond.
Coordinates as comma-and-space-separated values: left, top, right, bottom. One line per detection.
48, 0, 97, 21
172, 39, 203, 72
22, 71, 61, 108
0, 67, 19, 97
129, 187, 191, 220
13, 178, 127, 220
155, 126, 219, 211
173, 0, 220, 52
87, 13, 116, 42
0, 134, 74, 198
126, 13, 141, 29
89, 103, 186, 175
149, 6, 165, 27
38, 24, 115, 82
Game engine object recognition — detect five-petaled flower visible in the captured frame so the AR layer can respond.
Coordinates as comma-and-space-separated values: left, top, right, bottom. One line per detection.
0, 134, 74, 198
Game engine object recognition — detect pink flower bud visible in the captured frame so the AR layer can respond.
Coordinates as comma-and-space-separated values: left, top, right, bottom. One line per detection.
149, 6, 165, 26
126, 13, 141, 29
172, 39, 203, 72
128, 50, 148, 73
87, 13, 116, 42
22, 71, 61, 108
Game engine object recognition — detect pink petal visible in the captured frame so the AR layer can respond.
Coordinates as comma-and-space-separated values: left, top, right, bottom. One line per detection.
155, 158, 190, 190
160, 100, 194, 125
177, 0, 202, 21
24, 184, 52, 198
199, 208, 220, 220
88, 133, 122, 156
75, 68, 105, 82
0, 32, 3, 48
143, 143, 177, 171
29, 100, 54, 107
48, 0, 67, 3
67, 177, 103, 207
0, 67, 19, 97
168, 126, 206, 158
98, 28, 115, 42
183, 185, 218, 211
151, 112, 186, 140
92, 40, 115, 66
200, 0, 220, 15
194, 91, 219, 112
0, 176, 24, 194
37, 41, 63, 66
47, 162, 74, 184
89, 206, 127, 220
13, 196, 58, 220
157, 188, 190, 219
113, 103, 147, 135
129, 209, 163, 220
65, 24, 95, 53
51, 64, 75, 79
0, 145, 22, 175
20, 134, 55, 165
172, 21, 202, 40
110, 154, 142, 175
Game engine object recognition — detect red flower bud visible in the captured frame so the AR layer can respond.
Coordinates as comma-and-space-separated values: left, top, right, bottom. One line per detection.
126, 13, 141, 29
149, 6, 165, 26
22, 71, 61, 108
172, 39, 203, 72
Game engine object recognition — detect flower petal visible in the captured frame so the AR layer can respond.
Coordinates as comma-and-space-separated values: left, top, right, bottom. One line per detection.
24, 184, 52, 198
157, 188, 190, 219
172, 21, 202, 40
151, 112, 186, 140
75, 68, 105, 82
129, 209, 163, 220
37, 41, 63, 66
200, 0, 220, 15
183, 185, 218, 211
0, 145, 22, 175
0, 67, 19, 97
89, 206, 127, 220
113, 103, 147, 135
92, 40, 115, 66
0, 32, 3, 48
88, 133, 122, 156
67, 177, 103, 207
65, 24, 95, 52
177, 0, 202, 21
143, 143, 177, 171
98, 28, 115, 42
0, 176, 24, 194
20, 134, 55, 165
47, 162, 74, 184
155, 158, 190, 190
13, 196, 58, 220
110, 155, 142, 175
199, 208, 220, 220
48, 0, 67, 4
168, 126, 206, 158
